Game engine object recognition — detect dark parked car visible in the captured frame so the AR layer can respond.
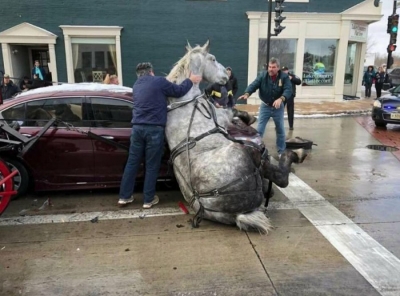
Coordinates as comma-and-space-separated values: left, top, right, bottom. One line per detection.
372, 85, 400, 127
0, 83, 263, 196
387, 67, 400, 87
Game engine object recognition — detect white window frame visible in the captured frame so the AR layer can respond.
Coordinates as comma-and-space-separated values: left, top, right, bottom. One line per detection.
60, 26, 123, 85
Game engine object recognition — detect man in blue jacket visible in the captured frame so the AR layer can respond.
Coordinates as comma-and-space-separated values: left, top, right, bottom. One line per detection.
118, 62, 202, 208
238, 57, 292, 155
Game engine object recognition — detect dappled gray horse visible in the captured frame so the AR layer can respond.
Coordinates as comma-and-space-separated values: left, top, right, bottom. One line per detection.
165, 41, 306, 233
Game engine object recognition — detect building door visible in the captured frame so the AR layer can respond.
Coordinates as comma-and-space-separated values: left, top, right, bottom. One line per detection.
343, 42, 360, 97
31, 48, 51, 81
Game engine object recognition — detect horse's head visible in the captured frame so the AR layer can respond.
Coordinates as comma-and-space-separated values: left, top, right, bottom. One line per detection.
166, 41, 229, 104
186, 40, 229, 85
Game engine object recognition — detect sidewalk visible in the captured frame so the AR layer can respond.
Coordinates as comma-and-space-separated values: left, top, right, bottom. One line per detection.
235, 97, 373, 117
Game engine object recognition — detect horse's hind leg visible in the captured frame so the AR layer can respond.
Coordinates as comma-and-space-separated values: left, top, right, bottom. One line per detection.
261, 149, 307, 188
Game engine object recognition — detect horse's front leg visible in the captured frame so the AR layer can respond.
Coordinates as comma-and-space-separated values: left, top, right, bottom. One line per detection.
261, 148, 307, 188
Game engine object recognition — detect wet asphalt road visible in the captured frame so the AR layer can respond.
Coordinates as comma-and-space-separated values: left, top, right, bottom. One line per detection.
1, 115, 400, 295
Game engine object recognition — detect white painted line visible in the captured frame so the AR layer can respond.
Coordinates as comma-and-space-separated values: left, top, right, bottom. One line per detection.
278, 173, 400, 296
0, 201, 296, 227
0, 207, 185, 226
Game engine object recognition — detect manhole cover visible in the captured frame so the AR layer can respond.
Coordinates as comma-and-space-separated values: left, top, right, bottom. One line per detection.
366, 145, 399, 152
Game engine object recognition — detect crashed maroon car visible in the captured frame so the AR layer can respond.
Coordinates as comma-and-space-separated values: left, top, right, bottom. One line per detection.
0, 83, 263, 197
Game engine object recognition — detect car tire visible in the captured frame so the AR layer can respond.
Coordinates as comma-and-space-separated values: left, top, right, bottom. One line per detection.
2, 158, 30, 199
374, 120, 387, 127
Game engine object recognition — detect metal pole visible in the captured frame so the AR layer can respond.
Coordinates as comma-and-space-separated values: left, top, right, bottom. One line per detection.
387, 0, 397, 71
266, 0, 273, 70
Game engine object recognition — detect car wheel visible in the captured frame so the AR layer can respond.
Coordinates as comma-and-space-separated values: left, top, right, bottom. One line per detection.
374, 120, 387, 127
2, 158, 30, 199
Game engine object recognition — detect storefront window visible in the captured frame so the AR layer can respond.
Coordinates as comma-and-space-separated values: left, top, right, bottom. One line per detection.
71, 38, 118, 83
258, 39, 297, 72
344, 43, 357, 84
302, 39, 337, 86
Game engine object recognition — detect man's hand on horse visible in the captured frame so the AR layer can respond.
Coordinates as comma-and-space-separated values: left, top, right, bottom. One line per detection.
189, 73, 202, 84
238, 93, 249, 100
215, 103, 222, 108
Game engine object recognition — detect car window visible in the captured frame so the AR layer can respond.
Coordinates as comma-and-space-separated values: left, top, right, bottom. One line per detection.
90, 97, 133, 128
1, 103, 25, 124
25, 97, 83, 127
391, 69, 400, 75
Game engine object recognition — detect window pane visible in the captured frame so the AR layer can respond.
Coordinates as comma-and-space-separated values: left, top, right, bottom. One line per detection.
345, 43, 357, 84
72, 42, 117, 83
90, 98, 133, 128
258, 39, 297, 72
302, 39, 337, 86
26, 98, 83, 127
1, 103, 25, 124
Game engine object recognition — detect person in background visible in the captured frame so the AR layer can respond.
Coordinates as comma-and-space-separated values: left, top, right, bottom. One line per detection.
362, 65, 375, 98
281, 66, 302, 130
0, 74, 20, 102
226, 67, 238, 98
31, 60, 46, 81
19, 76, 32, 91
205, 81, 234, 109
374, 66, 389, 99
118, 62, 202, 208
238, 57, 292, 156
29, 74, 46, 90
103, 74, 119, 85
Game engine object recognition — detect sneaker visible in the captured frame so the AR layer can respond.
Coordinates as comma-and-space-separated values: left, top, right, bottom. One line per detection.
118, 196, 134, 206
143, 195, 159, 209
289, 127, 294, 130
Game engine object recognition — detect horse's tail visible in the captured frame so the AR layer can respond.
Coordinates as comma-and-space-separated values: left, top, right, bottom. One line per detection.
236, 211, 271, 234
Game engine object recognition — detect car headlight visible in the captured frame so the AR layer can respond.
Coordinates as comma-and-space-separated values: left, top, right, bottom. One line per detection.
373, 100, 382, 108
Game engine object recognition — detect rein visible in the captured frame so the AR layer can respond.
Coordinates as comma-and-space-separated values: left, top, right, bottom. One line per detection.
167, 94, 262, 228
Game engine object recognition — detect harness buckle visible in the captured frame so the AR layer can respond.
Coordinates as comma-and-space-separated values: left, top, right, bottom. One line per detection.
213, 189, 220, 196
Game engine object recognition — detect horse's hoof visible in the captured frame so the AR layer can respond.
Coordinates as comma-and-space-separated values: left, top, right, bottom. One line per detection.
291, 148, 308, 164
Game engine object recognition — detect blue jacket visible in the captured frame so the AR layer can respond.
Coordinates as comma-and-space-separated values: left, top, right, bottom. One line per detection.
132, 75, 193, 126
245, 70, 292, 105
31, 66, 46, 80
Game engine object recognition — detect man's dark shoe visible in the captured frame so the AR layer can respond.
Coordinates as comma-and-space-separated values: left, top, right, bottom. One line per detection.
289, 127, 294, 130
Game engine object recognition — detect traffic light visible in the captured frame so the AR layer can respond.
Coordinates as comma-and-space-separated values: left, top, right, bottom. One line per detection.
387, 15, 393, 34
390, 14, 399, 44
274, 0, 286, 36
388, 44, 397, 53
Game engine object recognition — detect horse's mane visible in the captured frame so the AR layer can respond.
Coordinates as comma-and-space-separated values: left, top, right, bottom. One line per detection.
166, 45, 204, 83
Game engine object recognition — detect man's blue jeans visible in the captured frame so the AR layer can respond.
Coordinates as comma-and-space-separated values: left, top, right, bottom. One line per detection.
119, 125, 165, 203
257, 102, 286, 154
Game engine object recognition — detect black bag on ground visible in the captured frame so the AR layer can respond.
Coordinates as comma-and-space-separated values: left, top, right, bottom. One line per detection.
285, 137, 317, 150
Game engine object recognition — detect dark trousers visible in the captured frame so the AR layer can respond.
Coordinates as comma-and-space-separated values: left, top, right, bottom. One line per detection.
375, 83, 383, 98
365, 83, 372, 97
284, 96, 294, 128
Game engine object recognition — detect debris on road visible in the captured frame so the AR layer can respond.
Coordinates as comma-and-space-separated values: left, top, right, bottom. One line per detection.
39, 198, 52, 211
1, 246, 5, 250
90, 216, 99, 223
139, 214, 146, 219
176, 224, 184, 228
125, 248, 130, 252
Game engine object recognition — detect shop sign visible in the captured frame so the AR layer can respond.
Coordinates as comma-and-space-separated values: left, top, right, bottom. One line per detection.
349, 22, 368, 42
302, 72, 334, 86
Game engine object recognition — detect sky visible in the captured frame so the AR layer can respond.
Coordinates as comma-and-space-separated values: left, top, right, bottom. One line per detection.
368, 0, 398, 54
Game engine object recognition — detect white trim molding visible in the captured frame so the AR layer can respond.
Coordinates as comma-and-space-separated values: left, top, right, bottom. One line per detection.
245, 1, 382, 103
60, 25, 123, 85
0, 22, 58, 83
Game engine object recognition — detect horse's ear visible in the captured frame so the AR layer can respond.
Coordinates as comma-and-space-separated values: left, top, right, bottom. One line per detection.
202, 40, 210, 52
185, 40, 192, 52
